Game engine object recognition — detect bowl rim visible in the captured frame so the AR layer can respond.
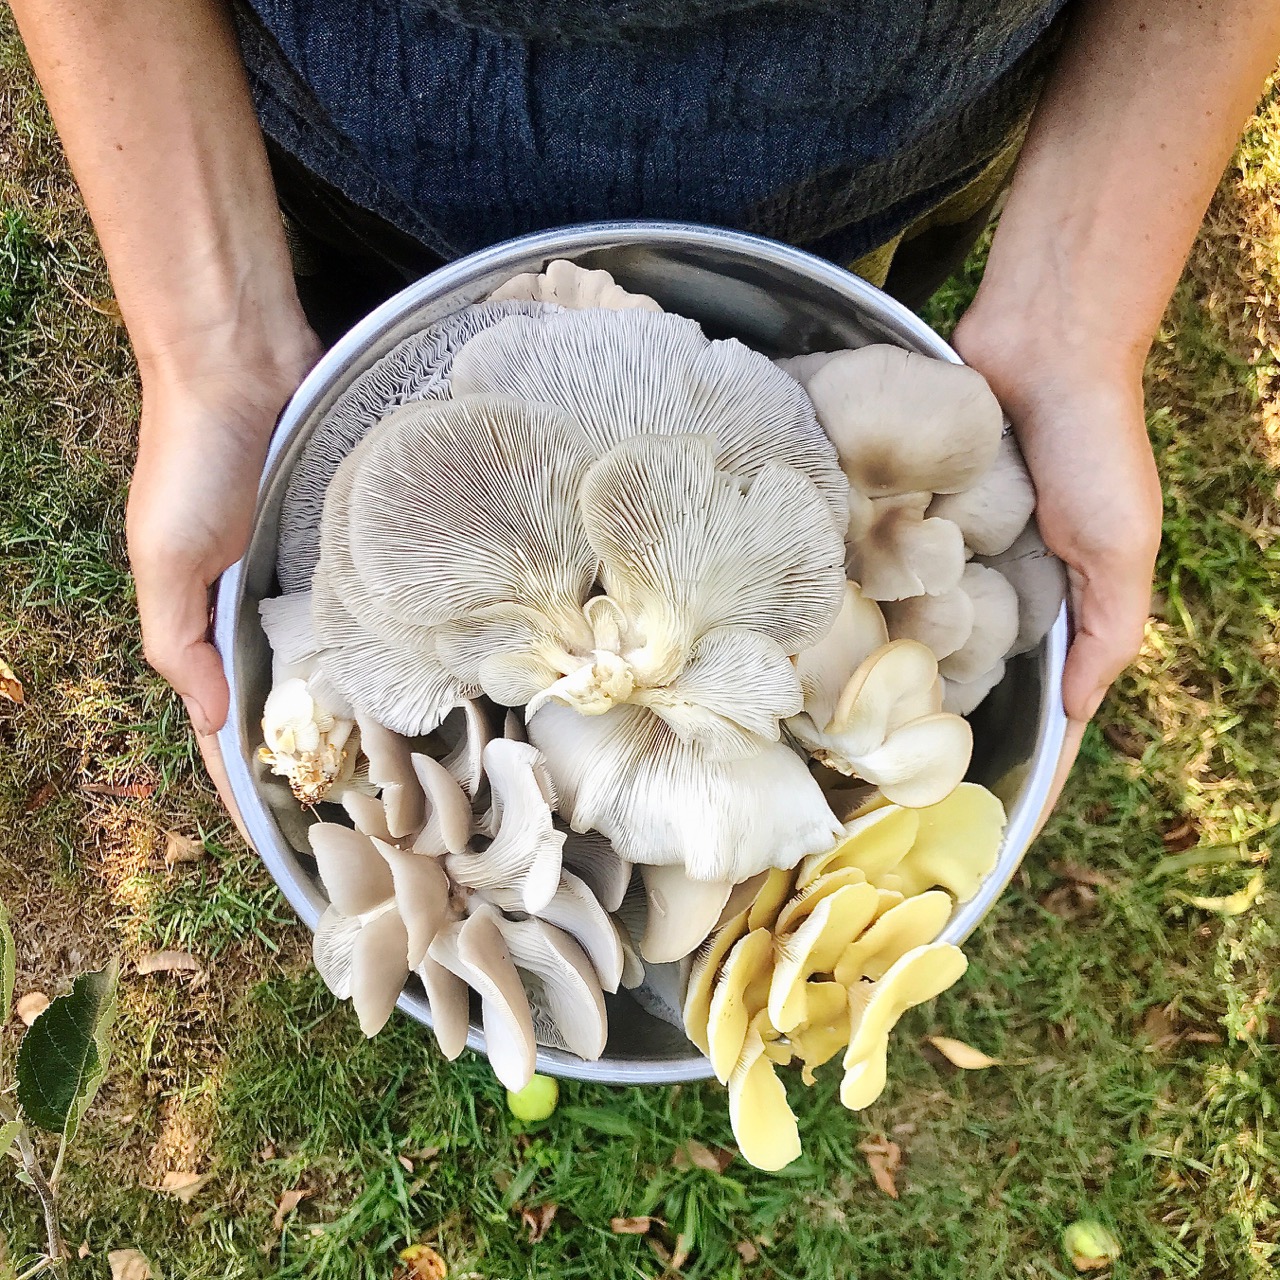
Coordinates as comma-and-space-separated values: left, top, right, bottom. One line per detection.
215, 219, 1069, 1084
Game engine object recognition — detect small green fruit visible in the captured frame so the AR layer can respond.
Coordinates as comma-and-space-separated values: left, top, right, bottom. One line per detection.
507, 1074, 559, 1122
1062, 1220, 1121, 1272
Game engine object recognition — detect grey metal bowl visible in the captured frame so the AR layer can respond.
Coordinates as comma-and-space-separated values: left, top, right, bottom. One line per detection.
215, 221, 1068, 1085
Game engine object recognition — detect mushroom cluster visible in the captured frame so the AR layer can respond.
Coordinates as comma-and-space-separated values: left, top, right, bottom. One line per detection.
252, 259, 1064, 1172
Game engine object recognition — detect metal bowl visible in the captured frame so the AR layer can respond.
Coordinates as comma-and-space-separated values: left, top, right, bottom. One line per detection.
215, 221, 1068, 1084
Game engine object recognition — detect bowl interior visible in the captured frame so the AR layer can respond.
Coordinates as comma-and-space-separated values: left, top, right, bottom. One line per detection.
216, 222, 1067, 1084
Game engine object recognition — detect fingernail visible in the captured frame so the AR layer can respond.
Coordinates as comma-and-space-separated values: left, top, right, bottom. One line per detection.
182, 695, 212, 736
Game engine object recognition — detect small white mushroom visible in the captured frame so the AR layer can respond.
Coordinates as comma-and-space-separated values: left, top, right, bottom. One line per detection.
805, 346, 1004, 497
937, 564, 1020, 686
488, 258, 662, 311
976, 520, 1068, 656
941, 659, 1008, 716
846, 489, 967, 602
638, 863, 735, 964
927, 431, 1036, 557
792, 581, 889, 732
258, 677, 365, 806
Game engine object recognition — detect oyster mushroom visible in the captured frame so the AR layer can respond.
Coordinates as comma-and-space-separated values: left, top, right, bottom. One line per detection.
439, 698, 493, 799
449, 307, 849, 528
832, 890, 953, 984
356, 714, 424, 839
638, 863, 735, 964
706, 928, 774, 1082
941, 660, 1008, 716
883, 583, 976, 664
887, 783, 1006, 902
845, 489, 967, 602
804, 345, 1004, 498
927, 431, 1036, 557
785, 982, 851, 1085
798, 804, 921, 888
792, 582, 889, 732
773, 865, 870, 936
487, 258, 662, 312
728, 1012, 802, 1172
976, 520, 1068, 656
258, 677, 366, 807
561, 830, 631, 914
259, 590, 324, 684
773, 351, 840, 385
683, 907, 751, 1055
937, 565, 1020, 686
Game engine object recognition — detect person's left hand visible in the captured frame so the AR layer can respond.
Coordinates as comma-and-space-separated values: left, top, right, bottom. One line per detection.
952, 310, 1164, 817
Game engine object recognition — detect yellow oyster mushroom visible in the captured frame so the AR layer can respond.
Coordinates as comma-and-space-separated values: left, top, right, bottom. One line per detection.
773, 865, 869, 937
840, 943, 969, 1111
748, 866, 799, 930
833, 890, 953, 985
768, 882, 880, 1033
797, 804, 920, 888
682, 908, 750, 1055
787, 981, 850, 1085
728, 1013, 802, 1172
707, 928, 774, 1082
890, 782, 1007, 902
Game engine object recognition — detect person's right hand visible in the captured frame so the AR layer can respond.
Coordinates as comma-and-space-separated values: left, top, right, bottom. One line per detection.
127, 327, 321, 736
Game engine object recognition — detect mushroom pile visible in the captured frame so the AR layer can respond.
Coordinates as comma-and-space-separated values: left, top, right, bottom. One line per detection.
254, 259, 1064, 1171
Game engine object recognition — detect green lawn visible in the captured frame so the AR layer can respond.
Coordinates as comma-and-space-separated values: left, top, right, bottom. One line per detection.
2, 15, 1277, 1278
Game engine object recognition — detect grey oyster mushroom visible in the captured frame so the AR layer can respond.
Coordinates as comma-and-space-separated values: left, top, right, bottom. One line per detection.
927, 431, 1037, 557
487, 258, 662, 313
976, 520, 1068, 656
845, 488, 967, 601
276, 300, 558, 592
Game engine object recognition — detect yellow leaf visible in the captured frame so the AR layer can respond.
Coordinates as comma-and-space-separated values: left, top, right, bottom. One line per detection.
272, 1187, 312, 1230
108, 1249, 156, 1280
163, 831, 205, 868
398, 1243, 448, 1279
926, 1036, 1002, 1069
1176, 873, 1265, 916
155, 1170, 212, 1203
0, 657, 23, 705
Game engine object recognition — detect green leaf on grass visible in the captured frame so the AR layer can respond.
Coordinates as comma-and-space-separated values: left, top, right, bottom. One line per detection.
0, 1118, 21, 1161
0, 898, 15, 1023
16, 960, 118, 1138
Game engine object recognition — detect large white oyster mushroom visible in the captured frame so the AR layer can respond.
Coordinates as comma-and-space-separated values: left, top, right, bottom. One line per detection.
487, 258, 662, 312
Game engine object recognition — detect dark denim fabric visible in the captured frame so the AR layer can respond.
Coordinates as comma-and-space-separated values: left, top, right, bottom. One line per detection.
236, 0, 1071, 265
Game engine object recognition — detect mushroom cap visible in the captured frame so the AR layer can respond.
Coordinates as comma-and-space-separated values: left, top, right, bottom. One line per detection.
373, 838, 453, 970
409, 752, 474, 856
415, 954, 471, 1061
805, 345, 1004, 498
728, 1013, 802, 1171
528, 701, 842, 880
773, 865, 870, 937
450, 307, 849, 528
356, 714, 425, 839
310, 822, 393, 917
747, 867, 798, 931
349, 907, 411, 1038
832, 890, 953, 984
975, 520, 1068, 656
773, 351, 840, 386
439, 699, 493, 799
883, 584, 976, 664
830, 639, 944, 758
706, 928, 774, 1082
851, 712, 973, 809
937, 564, 1020, 686
561, 829, 631, 914
888, 782, 1006, 902
259, 591, 322, 683
787, 981, 851, 1083
798, 804, 920, 888
629, 957, 694, 1031
927, 430, 1036, 557
487, 258, 662, 312
639, 863, 735, 964
846, 489, 967, 602
682, 907, 751, 1055
792, 582, 889, 732
941, 658, 1008, 716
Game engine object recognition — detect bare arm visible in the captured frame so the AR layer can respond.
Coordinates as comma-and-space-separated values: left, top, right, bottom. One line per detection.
11, 0, 318, 734
955, 0, 1280, 795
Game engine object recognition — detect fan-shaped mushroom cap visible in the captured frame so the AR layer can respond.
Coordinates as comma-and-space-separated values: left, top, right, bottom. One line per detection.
527, 702, 842, 880
888, 783, 1006, 902
259, 591, 323, 683
346, 908, 411, 1037
773, 351, 839, 385
832, 890, 953, 984
830, 640, 944, 758
313, 906, 360, 1000
342, 791, 394, 842
728, 1012, 802, 1172
840, 943, 968, 1109
798, 804, 920, 888
638, 864, 735, 964
415, 955, 470, 1060
310, 823, 394, 916
773, 865, 869, 936
449, 307, 849, 527
682, 908, 751, 1055
499, 916, 608, 1060
805, 346, 1004, 498
883, 584, 976, 664
748, 867, 797, 931
792, 582, 889, 732
487, 258, 662, 312
707, 928, 774, 1082
373, 839, 453, 969
443, 740, 565, 913
561, 830, 631, 914
276, 300, 556, 592
927, 431, 1036, 556
976, 520, 1068, 656
788, 982, 851, 1084
941, 659, 1007, 716
851, 713, 974, 808
846, 489, 967, 601
355, 715, 425, 839
428, 907, 537, 1091
768, 882, 880, 1033
409, 752, 474, 857
439, 699, 493, 799
937, 565, 1020, 686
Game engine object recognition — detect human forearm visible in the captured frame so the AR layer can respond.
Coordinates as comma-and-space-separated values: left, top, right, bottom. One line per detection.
10, 0, 312, 385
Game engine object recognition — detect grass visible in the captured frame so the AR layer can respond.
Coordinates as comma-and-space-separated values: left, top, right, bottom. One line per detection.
1, 12, 1277, 1277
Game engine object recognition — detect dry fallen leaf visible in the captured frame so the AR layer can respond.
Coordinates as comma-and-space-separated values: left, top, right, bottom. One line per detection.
1048, 860, 1115, 889
520, 1203, 558, 1243
108, 1248, 155, 1280
858, 1137, 902, 1199
673, 1139, 734, 1174
735, 1240, 759, 1264
82, 780, 156, 799
610, 1216, 655, 1235
396, 1243, 447, 1280
78, 1242, 91, 1260
926, 1036, 1002, 1070
0, 657, 24, 705
136, 950, 202, 976
1141, 1006, 1178, 1050
156, 1170, 212, 1203
1160, 820, 1199, 853
398, 1154, 415, 1173
272, 1187, 312, 1230
163, 831, 206, 867
1040, 882, 1097, 920
16, 992, 50, 1025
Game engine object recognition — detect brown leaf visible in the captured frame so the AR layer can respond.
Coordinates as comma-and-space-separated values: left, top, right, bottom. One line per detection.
0, 657, 24, 705
17, 992, 51, 1024
735, 1240, 759, 1264
272, 1187, 312, 1231
108, 1249, 155, 1280
155, 1171, 212, 1203
78, 1242, 91, 1260
520, 1203, 558, 1243
82, 780, 155, 799
1040, 883, 1097, 920
398, 1155, 415, 1173
1141, 1006, 1178, 1050
396, 1243, 448, 1280
926, 1036, 1002, 1070
673, 1139, 734, 1174
24, 780, 59, 813
1048, 860, 1115, 889
858, 1137, 902, 1199
1160, 820, 1199, 853
136, 950, 202, 976
610, 1216, 656, 1235
163, 831, 206, 867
